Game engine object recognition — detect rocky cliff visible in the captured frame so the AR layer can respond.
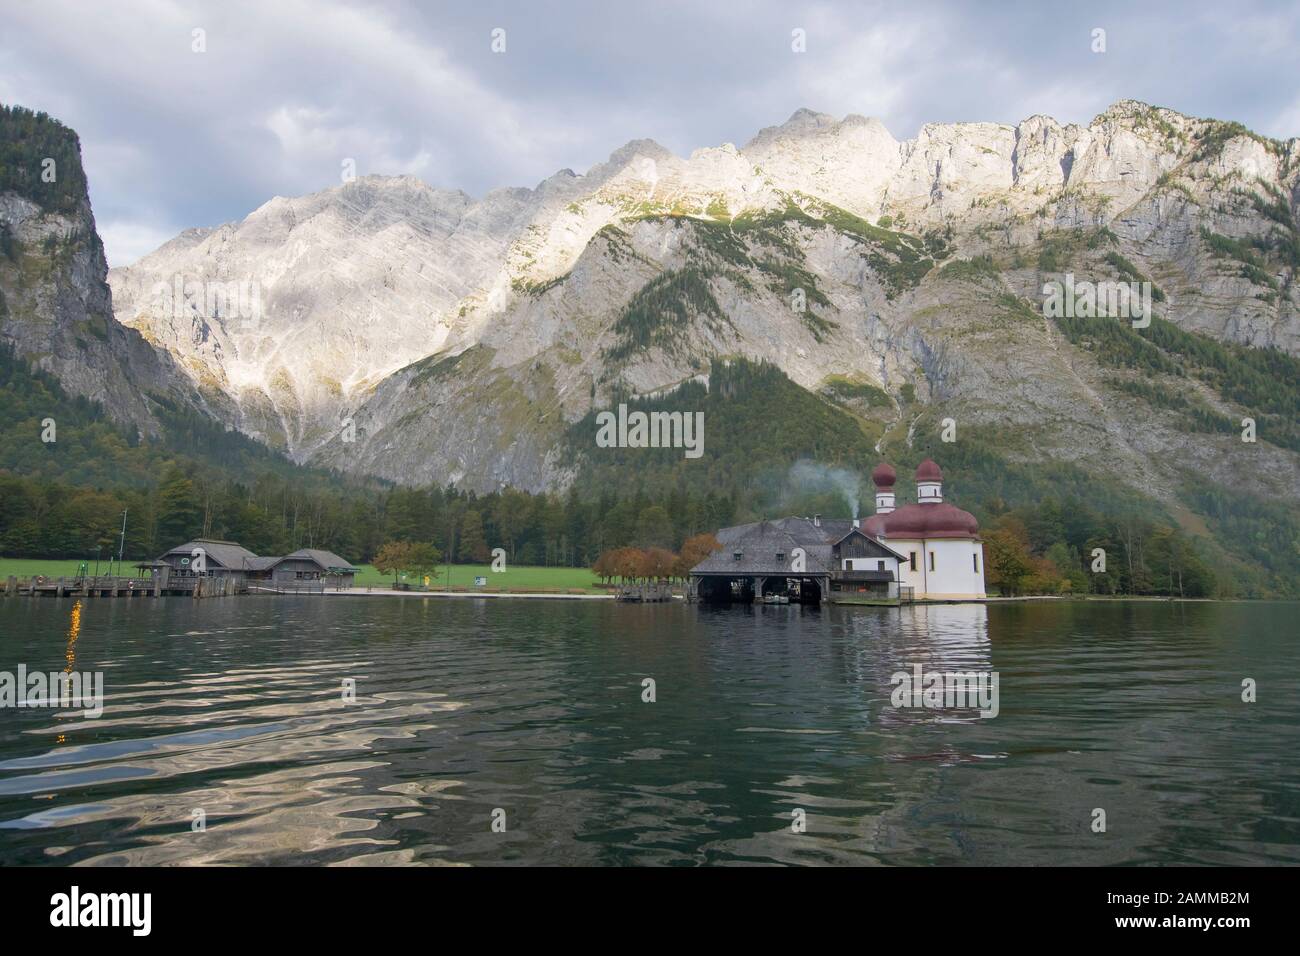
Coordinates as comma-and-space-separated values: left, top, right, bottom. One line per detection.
0, 106, 209, 436
102, 101, 1300, 513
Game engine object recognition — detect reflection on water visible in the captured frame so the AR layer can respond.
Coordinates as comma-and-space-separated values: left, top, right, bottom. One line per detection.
0, 596, 1296, 866
55, 600, 82, 747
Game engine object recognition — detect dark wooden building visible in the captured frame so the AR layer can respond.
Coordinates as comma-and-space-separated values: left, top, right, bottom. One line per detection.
145, 540, 360, 594
689, 516, 906, 605
147, 539, 261, 594
828, 527, 908, 602
256, 549, 360, 589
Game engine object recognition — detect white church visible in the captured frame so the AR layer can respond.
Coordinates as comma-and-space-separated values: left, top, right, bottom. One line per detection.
858, 460, 986, 600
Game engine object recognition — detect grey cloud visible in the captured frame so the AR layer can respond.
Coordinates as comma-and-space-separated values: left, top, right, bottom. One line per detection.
1, 0, 1296, 265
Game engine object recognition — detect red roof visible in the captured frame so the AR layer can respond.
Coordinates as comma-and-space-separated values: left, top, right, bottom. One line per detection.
860, 502, 979, 540
916, 458, 943, 482
871, 462, 897, 488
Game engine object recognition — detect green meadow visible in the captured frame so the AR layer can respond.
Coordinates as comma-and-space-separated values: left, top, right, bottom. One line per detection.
354, 563, 604, 592
0, 558, 606, 593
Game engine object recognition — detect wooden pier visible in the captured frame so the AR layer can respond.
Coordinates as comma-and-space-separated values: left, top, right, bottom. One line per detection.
616, 583, 676, 602
4, 573, 240, 599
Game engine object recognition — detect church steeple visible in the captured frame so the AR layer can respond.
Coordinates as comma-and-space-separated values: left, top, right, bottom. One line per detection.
872, 462, 896, 514
916, 459, 943, 504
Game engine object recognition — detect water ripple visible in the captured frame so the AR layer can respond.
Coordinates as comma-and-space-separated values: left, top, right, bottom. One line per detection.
0, 597, 1296, 865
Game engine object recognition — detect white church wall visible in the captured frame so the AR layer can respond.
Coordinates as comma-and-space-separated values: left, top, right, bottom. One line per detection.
880, 536, 985, 599
924, 538, 986, 599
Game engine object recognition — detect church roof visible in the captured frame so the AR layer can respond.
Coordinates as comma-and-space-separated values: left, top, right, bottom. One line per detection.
916, 458, 944, 482
860, 502, 980, 540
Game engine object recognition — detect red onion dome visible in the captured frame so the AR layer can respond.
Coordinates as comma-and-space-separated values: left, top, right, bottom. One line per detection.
915, 458, 943, 482
871, 462, 897, 488
878, 503, 978, 539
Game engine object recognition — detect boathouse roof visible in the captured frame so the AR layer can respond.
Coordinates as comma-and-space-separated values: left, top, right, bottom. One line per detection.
692, 522, 835, 576
156, 540, 360, 574
160, 539, 260, 569
715, 516, 855, 548
277, 549, 361, 573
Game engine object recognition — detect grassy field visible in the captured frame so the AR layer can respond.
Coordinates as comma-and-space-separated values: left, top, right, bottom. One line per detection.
0, 557, 133, 579
354, 563, 604, 592
0, 557, 606, 593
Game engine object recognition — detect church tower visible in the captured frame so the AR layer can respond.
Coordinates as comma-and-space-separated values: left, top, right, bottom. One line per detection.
916, 458, 943, 503
872, 462, 896, 514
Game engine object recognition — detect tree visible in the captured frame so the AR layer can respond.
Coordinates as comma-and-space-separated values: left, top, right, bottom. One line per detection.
675, 532, 721, 579
610, 547, 643, 583
983, 529, 1032, 596
1024, 498, 1067, 552
592, 550, 617, 585
634, 505, 674, 549
374, 540, 442, 586
640, 547, 677, 581
1148, 526, 1216, 598
156, 467, 202, 548
408, 542, 443, 585
373, 541, 416, 586
460, 509, 489, 563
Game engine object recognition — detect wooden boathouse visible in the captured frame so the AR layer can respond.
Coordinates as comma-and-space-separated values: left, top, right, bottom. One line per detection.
5, 538, 360, 599
688, 516, 909, 606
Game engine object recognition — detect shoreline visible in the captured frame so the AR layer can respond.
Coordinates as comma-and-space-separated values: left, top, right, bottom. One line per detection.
253, 590, 1240, 604
287, 587, 616, 600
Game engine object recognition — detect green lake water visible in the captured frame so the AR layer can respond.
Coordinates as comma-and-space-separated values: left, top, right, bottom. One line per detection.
0, 596, 1295, 866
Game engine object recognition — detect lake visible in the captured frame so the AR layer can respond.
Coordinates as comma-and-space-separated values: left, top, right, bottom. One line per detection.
0, 596, 1296, 866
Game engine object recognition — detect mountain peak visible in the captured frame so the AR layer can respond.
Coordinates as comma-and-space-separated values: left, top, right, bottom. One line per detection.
743, 108, 889, 153
603, 138, 675, 167
785, 107, 837, 127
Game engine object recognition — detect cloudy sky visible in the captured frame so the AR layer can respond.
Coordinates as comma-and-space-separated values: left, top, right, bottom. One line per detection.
3, 0, 1298, 266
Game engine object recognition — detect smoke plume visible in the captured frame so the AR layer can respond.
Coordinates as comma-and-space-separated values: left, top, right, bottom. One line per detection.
785, 460, 862, 519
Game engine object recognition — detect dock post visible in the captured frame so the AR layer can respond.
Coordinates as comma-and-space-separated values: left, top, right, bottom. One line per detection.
5, 576, 14, 596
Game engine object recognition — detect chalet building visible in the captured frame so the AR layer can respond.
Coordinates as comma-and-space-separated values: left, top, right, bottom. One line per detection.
251, 549, 360, 588
143, 540, 360, 593
148, 539, 260, 591
689, 459, 985, 605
